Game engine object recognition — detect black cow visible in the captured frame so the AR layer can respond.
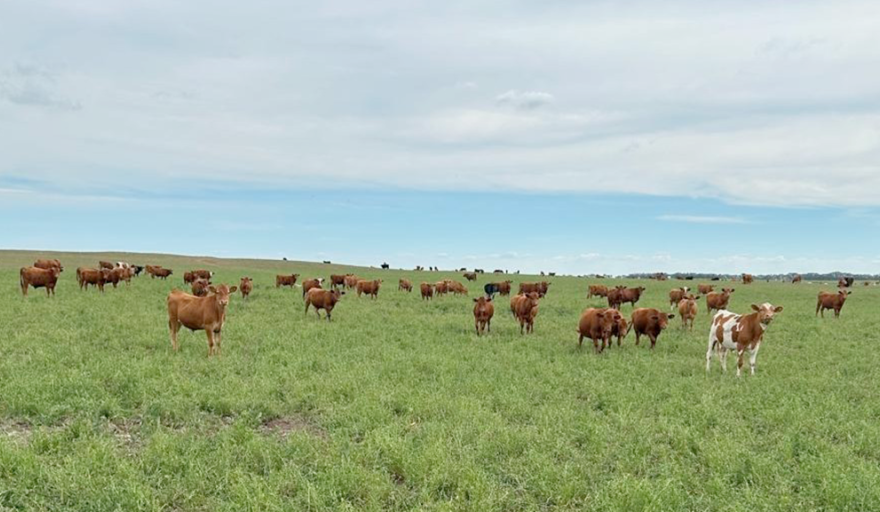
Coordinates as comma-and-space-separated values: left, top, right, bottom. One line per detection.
484, 283, 501, 298
381, 262, 390, 270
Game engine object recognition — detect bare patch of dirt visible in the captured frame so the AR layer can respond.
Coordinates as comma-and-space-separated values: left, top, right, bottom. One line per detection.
260, 414, 328, 441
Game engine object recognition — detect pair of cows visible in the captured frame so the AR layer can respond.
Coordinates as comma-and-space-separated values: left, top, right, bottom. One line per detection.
587, 285, 646, 309
20, 259, 64, 296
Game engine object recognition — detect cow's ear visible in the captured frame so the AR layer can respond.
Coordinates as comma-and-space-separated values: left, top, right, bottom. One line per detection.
229, 286, 237, 293
668, 314, 675, 319
751, 304, 760, 311
847, 291, 852, 295
774, 306, 784, 312
651, 315, 660, 321
473, 298, 478, 302
208, 286, 217, 294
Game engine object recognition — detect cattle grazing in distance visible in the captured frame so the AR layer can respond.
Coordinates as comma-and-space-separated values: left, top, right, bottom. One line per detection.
322, 260, 331, 265
668, 287, 690, 309
817, 290, 851, 318
678, 295, 701, 330
620, 286, 646, 308
302, 278, 324, 298
838, 277, 855, 288
791, 274, 802, 284
630, 308, 675, 349
153, 268, 173, 280
447, 281, 468, 296
239, 277, 253, 299
707, 303, 783, 376
463, 272, 477, 282
519, 281, 551, 297
606, 286, 627, 309
304, 288, 344, 321
473, 296, 495, 335
587, 285, 608, 299
145, 265, 164, 278
742, 273, 754, 284
343, 275, 360, 289
275, 274, 300, 288
706, 288, 735, 315
474, 268, 484, 274
77, 267, 106, 292
578, 308, 623, 353
166, 284, 237, 356
132, 265, 145, 277
191, 278, 210, 297
420, 283, 434, 300
356, 279, 381, 299
99, 260, 115, 270
512, 292, 540, 334
698, 284, 714, 295
399, 279, 413, 292
381, 262, 390, 270
330, 274, 347, 289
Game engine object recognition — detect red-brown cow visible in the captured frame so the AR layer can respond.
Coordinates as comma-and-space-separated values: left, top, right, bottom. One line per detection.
519, 281, 551, 297
447, 281, 468, 296
304, 288, 344, 321
398, 279, 413, 292
698, 284, 714, 295
153, 268, 173, 280
473, 296, 495, 335
275, 274, 300, 288
742, 273, 754, 285
463, 272, 477, 282
99, 260, 115, 270
302, 278, 324, 298
791, 275, 802, 284
239, 277, 253, 299
577, 308, 623, 353
630, 308, 675, 349
496, 280, 513, 296
34, 259, 63, 272
668, 287, 690, 309
420, 282, 434, 300
678, 295, 701, 330
21, 266, 60, 296
706, 288, 735, 315
707, 303, 783, 376
167, 284, 237, 356
330, 274, 347, 289
356, 279, 381, 299
816, 290, 851, 318
606, 286, 627, 309
344, 275, 359, 289
587, 285, 609, 299
512, 292, 540, 334
621, 286, 646, 308
76, 267, 106, 292
434, 281, 449, 296
146, 265, 164, 279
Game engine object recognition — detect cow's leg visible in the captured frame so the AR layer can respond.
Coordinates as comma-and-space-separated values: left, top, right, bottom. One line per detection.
214, 330, 222, 356
205, 330, 215, 357
304, 301, 310, 316
650, 334, 657, 349
736, 349, 745, 377
169, 319, 180, 352
634, 332, 641, 346
487, 318, 491, 333
749, 343, 760, 375
705, 340, 714, 373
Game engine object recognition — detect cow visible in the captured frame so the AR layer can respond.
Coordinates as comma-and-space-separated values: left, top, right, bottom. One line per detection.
678, 295, 701, 330
356, 279, 381, 299
447, 281, 468, 296
706, 303, 783, 376
475, 269, 485, 274
420, 282, 434, 300
398, 279, 413, 292
115, 266, 132, 286
463, 272, 477, 282
512, 292, 540, 334
330, 274, 347, 289
473, 296, 495, 335
343, 275, 359, 289
495, 281, 512, 296
183, 271, 197, 284
621, 286, 646, 308
304, 288, 344, 321
99, 260, 115, 270
101, 268, 120, 289
381, 262, 390, 270
706, 288, 735, 315
33, 259, 63, 273
239, 277, 253, 299
132, 265, 145, 277
587, 285, 608, 299
275, 274, 300, 288
838, 277, 855, 288
742, 273, 754, 285
153, 268, 173, 280
519, 281, 551, 297
20, 266, 60, 297
483, 283, 501, 298
606, 286, 628, 309
166, 284, 237, 356
577, 308, 623, 353
322, 260, 332, 265
434, 281, 449, 296
816, 290, 851, 318
192, 278, 210, 297
146, 265, 163, 279
76, 267, 106, 292
698, 284, 714, 295
791, 274, 802, 284
630, 308, 675, 349
668, 287, 690, 310
190, 270, 212, 280
610, 314, 629, 348
302, 278, 324, 298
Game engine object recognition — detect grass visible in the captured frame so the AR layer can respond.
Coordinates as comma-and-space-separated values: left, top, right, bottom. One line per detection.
2, 250, 880, 511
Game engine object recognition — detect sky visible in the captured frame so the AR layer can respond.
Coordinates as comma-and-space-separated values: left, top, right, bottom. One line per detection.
1, 0, 879, 274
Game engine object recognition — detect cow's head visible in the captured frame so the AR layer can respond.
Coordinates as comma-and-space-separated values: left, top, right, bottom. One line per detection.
751, 303, 783, 325
839, 290, 852, 299
653, 312, 674, 330
722, 288, 735, 295
599, 309, 622, 336
208, 284, 237, 307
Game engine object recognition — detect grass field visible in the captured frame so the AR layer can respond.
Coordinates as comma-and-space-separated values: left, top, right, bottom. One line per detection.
2, 250, 880, 511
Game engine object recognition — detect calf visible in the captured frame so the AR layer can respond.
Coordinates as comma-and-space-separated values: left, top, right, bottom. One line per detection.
275, 274, 300, 288
630, 308, 675, 349
706, 303, 783, 376
302, 278, 324, 298
706, 288, 735, 315
473, 296, 495, 335
192, 278, 210, 297
587, 285, 608, 299
356, 279, 382, 299
399, 278, 413, 292
816, 290, 851, 318
76, 267, 106, 292
420, 282, 434, 300
304, 288, 344, 321
434, 281, 449, 296
34, 259, 64, 272
678, 295, 700, 330
512, 292, 540, 334
167, 284, 237, 356
698, 284, 714, 295
668, 287, 689, 309
577, 308, 623, 353
240, 277, 253, 299
463, 272, 477, 282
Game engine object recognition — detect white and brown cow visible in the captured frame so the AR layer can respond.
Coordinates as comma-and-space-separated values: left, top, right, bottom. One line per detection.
706, 303, 783, 377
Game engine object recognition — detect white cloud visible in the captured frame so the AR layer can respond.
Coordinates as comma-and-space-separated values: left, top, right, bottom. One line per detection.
495, 90, 555, 110
658, 215, 750, 224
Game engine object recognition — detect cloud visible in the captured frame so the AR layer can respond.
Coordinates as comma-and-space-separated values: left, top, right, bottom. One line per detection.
0, 62, 81, 110
495, 90, 555, 110
658, 215, 750, 224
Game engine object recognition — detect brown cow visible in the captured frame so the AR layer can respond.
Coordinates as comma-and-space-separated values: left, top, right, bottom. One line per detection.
183, 271, 197, 284
519, 281, 550, 297
275, 274, 300, 288
33, 259, 63, 273
304, 288, 344, 321
356, 279, 381, 299
512, 292, 540, 334
473, 296, 495, 335
817, 290, 851, 318
838, 277, 855, 288
587, 285, 609, 299
343, 275, 359, 289
678, 295, 701, 330
742, 273, 754, 284
99, 260, 115, 270
398, 279, 413, 292
577, 308, 623, 353
434, 281, 449, 296
330, 274, 347, 289
167, 284, 237, 356
621, 287, 646, 308
153, 268, 173, 280
302, 278, 323, 298
463, 272, 477, 282
490, 280, 512, 296
706, 288, 735, 315
192, 278, 210, 297
76, 267, 106, 292
447, 281, 468, 296
668, 287, 690, 309
791, 274, 802, 284
606, 286, 628, 309
191, 269, 212, 280
610, 315, 629, 348
146, 265, 163, 278
707, 303, 783, 376
420, 282, 434, 300
698, 284, 714, 295
630, 308, 675, 349
21, 266, 60, 296
239, 277, 253, 299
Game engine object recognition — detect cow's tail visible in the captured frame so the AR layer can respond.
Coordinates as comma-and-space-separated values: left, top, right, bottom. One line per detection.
19, 268, 26, 290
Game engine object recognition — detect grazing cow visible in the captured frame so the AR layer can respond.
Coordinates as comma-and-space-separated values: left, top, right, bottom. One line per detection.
791, 274, 802, 284
519, 281, 551, 297
330, 274, 347, 289
115, 266, 132, 286
698, 284, 714, 295
678, 295, 701, 330
420, 282, 434, 300
323, 260, 331, 265
577, 308, 623, 353
475, 269, 484, 274
668, 287, 690, 310
304, 288, 344, 321
20, 266, 60, 297
275, 274, 300, 288
711, 277, 721, 282
473, 296, 495, 335
132, 265, 145, 277
838, 277, 855, 288
630, 308, 675, 349
484, 283, 501, 298
99, 260, 114, 270
302, 278, 324, 298
587, 285, 609, 299
706, 288, 735, 315
706, 303, 783, 376
356, 279, 382, 299
494, 281, 512, 296
343, 275, 359, 289
620, 286, 646, 308
606, 286, 627, 309
447, 281, 468, 296
146, 265, 163, 278
153, 268, 173, 280
381, 262, 390, 270
166, 284, 237, 356
816, 290, 851, 318
239, 277, 253, 299
434, 281, 449, 296
76, 267, 106, 292
101, 268, 121, 289
463, 272, 477, 282
512, 292, 540, 334
192, 278, 210, 297
742, 273, 754, 284
398, 278, 413, 292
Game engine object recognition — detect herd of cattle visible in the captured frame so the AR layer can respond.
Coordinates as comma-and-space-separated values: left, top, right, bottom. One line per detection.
16, 260, 862, 376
